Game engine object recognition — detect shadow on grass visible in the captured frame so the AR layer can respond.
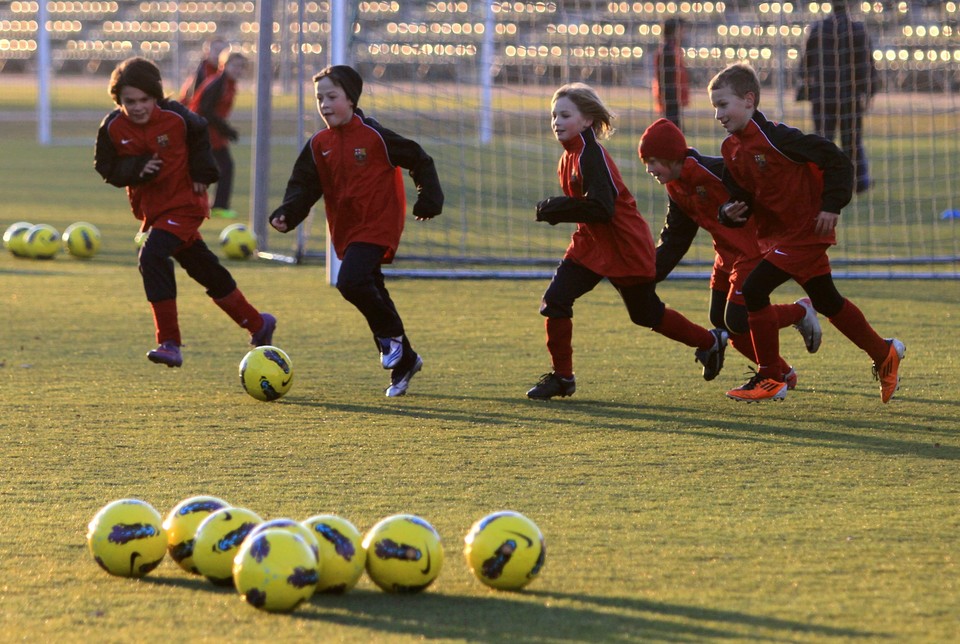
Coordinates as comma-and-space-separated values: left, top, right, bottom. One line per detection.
139, 577, 885, 641
283, 392, 959, 461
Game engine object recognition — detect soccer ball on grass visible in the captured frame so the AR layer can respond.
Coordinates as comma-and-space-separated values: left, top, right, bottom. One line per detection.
3, 221, 33, 257
162, 495, 230, 574
25, 224, 60, 259
63, 222, 102, 258
464, 511, 545, 590
233, 528, 319, 612
302, 514, 366, 593
239, 346, 293, 401
87, 498, 168, 577
192, 506, 263, 585
362, 514, 444, 593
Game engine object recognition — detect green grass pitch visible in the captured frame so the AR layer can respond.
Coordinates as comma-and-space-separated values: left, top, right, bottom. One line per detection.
1, 98, 958, 642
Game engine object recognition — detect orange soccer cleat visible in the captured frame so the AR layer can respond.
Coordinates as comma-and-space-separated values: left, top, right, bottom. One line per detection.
874, 338, 906, 403
726, 369, 787, 403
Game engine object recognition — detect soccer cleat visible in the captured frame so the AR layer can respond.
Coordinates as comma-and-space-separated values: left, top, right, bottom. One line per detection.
794, 298, 822, 353
250, 313, 277, 346
873, 338, 906, 403
726, 369, 787, 403
147, 341, 183, 368
385, 355, 423, 397
783, 367, 798, 390
210, 207, 238, 219
376, 335, 404, 370
694, 328, 729, 381
526, 372, 576, 400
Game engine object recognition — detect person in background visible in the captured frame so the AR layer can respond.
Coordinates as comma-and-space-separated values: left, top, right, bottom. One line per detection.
95, 57, 275, 368
190, 51, 247, 219
652, 17, 690, 131
796, 0, 880, 193
179, 37, 228, 104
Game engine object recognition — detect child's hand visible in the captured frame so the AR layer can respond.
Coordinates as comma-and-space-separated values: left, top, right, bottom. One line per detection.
139, 153, 162, 179
270, 214, 289, 233
193, 182, 208, 194
719, 200, 749, 227
814, 211, 839, 236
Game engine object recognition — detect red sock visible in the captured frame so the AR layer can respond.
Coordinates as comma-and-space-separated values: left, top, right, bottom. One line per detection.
213, 289, 262, 332
653, 308, 713, 349
747, 306, 782, 379
730, 332, 758, 362
732, 332, 791, 377
828, 299, 888, 363
774, 302, 805, 328
546, 317, 573, 378
150, 299, 180, 345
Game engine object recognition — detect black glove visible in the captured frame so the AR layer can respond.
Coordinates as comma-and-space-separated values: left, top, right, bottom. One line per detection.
412, 198, 440, 219
535, 198, 557, 225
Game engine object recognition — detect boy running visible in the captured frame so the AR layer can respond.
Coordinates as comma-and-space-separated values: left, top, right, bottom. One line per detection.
707, 62, 904, 403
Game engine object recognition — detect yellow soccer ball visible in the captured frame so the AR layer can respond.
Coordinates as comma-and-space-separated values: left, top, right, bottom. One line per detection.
87, 498, 168, 577
302, 514, 366, 593
464, 511, 546, 590
162, 495, 230, 574
24, 223, 60, 259
239, 346, 293, 401
63, 222, 102, 259
219, 223, 257, 260
362, 514, 443, 593
246, 518, 321, 563
192, 506, 263, 585
3, 221, 33, 257
233, 528, 319, 612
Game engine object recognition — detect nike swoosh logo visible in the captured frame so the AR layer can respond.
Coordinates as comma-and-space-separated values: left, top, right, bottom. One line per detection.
734, 290, 743, 295
507, 530, 534, 547
166, 220, 181, 226
420, 547, 431, 574
322, 150, 331, 156
121, 138, 132, 144
773, 249, 788, 256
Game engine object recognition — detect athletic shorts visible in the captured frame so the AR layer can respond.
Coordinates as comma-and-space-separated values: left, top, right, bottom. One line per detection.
149, 213, 205, 244
763, 243, 833, 284
711, 254, 761, 306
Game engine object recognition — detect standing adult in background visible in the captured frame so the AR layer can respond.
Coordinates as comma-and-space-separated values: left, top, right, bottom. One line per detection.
652, 17, 689, 131
179, 37, 228, 104
190, 52, 247, 219
796, 0, 880, 193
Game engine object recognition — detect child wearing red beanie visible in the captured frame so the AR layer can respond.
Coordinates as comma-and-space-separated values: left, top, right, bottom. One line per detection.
639, 118, 822, 394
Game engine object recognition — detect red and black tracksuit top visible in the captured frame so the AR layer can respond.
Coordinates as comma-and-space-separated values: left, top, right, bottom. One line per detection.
720, 110, 853, 253
94, 99, 219, 232
655, 151, 763, 281
536, 127, 655, 280
270, 110, 443, 263
189, 72, 237, 150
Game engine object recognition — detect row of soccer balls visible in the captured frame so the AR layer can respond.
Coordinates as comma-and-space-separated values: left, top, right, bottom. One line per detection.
3, 221, 102, 259
2, 221, 258, 261
87, 496, 546, 613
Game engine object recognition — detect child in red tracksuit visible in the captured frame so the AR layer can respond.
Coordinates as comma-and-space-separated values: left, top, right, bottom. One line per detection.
527, 83, 727, 400
270, 65, 443, 397
638, 118, 821, 391
708, 62, 904, 403
189, 51, 246, 219
95, 57, 275, 368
